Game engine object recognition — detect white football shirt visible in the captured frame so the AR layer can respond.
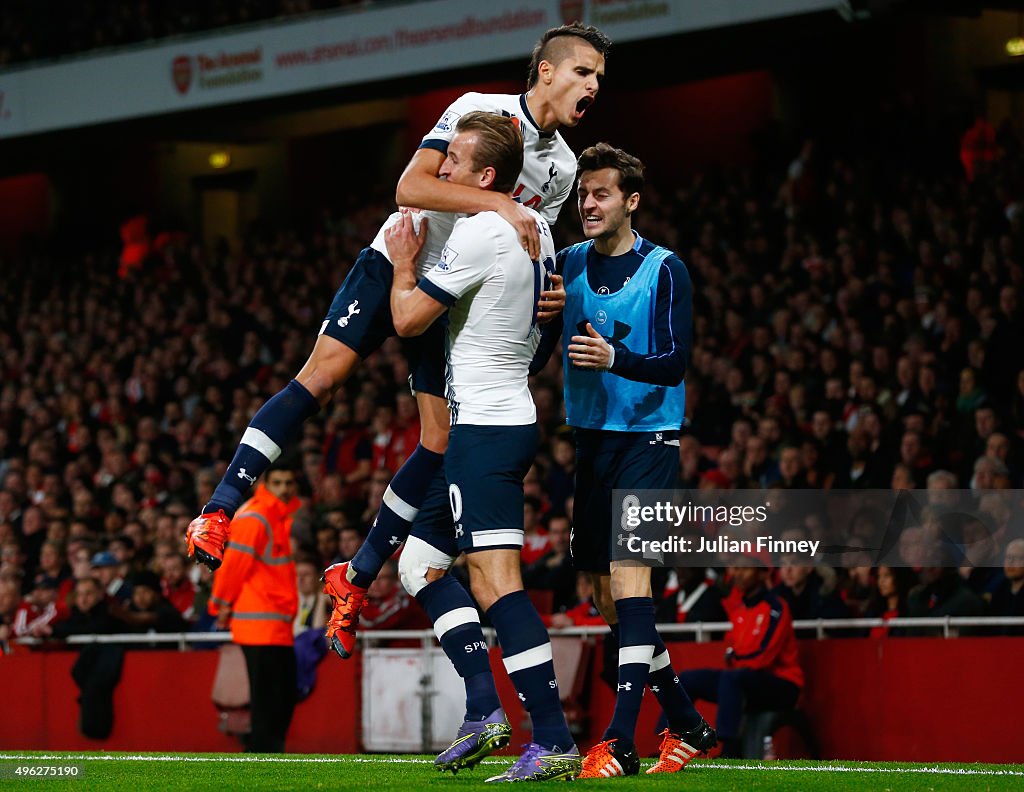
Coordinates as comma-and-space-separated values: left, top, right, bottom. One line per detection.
419, 209, 556, 426
369, 91, 576, 274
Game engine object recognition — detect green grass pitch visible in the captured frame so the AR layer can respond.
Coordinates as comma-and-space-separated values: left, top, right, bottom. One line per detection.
1, 753, 1022, 791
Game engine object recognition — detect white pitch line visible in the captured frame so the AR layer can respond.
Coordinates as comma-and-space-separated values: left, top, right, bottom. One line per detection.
0, 755, 1022, 777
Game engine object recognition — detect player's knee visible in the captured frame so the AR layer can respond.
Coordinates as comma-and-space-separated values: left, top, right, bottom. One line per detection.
468, 575, 496, 611
297, 340, 358, 403
398, 536, 454, 596
419, 424, 449, 454
593, 592, 616, 624
589, 573, 615, 619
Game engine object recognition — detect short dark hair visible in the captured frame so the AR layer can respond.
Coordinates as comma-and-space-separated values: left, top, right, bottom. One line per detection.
455, 112, 524, 194
266, 453, 301, 476
576, 142, 644, 197
527, 23, 611, 88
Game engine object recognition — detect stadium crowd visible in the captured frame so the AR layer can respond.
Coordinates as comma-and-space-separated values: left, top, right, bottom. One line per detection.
2, 120, 1024, 654
0, 0, 379, 67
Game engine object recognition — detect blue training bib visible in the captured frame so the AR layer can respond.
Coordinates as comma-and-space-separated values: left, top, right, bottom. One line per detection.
561, 238, 686, 432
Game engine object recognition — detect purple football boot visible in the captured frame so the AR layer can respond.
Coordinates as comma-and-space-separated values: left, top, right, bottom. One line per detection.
434, 708, 512, 775
484, 742, 581, 783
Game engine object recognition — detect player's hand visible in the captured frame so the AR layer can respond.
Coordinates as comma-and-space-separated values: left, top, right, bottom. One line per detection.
496, 196, 541, 260
568, 322, 613, 371
536, 274, 564, 323
384, 208, 428, 274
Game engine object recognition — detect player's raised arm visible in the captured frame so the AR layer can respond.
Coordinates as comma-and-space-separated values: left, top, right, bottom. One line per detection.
397, 148, 542, 260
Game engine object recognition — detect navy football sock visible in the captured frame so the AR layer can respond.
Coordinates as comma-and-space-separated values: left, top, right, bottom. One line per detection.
207, 380, 319, 518
416, 575, 499, 720
488, 590, 573, 752
349, 446, 444, 588
604, 597, 656, 746
649, 635, 703, 733
609, 616, 701, 732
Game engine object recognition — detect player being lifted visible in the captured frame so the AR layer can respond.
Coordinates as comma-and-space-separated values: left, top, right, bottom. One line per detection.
385, 110, 580, 782
185, 23, 611, 659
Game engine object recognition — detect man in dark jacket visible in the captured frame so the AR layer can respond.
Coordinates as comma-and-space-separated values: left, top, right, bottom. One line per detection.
908, 549, 986, 635
48, 577, 119, 638
773, 561, 848, 638
44, 577, 124, 740
989, 539, 1024, 635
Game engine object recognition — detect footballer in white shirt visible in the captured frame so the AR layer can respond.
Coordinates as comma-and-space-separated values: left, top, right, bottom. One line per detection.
386, 111, 581, 782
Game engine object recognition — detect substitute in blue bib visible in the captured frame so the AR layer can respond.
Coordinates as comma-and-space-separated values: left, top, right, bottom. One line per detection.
560, 236, 686, 431
532, 143, 712, 779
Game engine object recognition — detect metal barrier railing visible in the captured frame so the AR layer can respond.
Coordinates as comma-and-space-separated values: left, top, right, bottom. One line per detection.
10, 616, 1024, 651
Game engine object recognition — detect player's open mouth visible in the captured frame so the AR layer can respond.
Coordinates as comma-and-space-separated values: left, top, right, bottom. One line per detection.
575, 96, 594, 117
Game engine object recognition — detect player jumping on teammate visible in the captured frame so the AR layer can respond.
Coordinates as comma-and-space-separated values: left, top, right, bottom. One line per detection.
186, 23, 610, 660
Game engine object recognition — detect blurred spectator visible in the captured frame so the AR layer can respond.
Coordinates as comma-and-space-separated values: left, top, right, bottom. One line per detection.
522, 515, 575, 613
773, 554, 849, 636
656, 567, 729, 630
338, 526, 364, 563
543, 435, 576, 517
36, 540, 72, 600
959, 516, 1003, 595
91, 551, 132, 603
907, 546, 987, 635
521, 496, 550, 566
114, 570, 188, 634
316, 526, 341, 568
294, 557, 328, 634
320, 404, 373, 499
360, 559, 430, 632
12, 574, 68, 638
160, 553, 197, 622
48, 578, 118, 638
989, 539, 1024, 635
865, 566, 918, 638
547, 573, 606, 628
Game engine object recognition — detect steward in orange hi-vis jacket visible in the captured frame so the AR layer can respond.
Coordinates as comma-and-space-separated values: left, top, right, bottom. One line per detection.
678, 559, 804, 758
208, 464, 301, 753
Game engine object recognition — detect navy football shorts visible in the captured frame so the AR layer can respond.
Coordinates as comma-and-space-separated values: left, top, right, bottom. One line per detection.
444, 423, 539, 554
407, 466, 459, 559
571, 428, 680, 573
319, 246, 447, 398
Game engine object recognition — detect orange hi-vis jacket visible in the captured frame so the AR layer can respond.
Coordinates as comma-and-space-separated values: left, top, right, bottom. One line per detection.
209, 485, 299, 647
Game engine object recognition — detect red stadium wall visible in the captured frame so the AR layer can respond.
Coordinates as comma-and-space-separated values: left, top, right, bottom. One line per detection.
0, 650, 360, 754
2, 638, 1021, 762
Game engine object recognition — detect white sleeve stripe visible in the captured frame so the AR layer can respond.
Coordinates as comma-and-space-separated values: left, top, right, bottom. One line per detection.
433, 607, 481, 639
503, 642, 552, 674
241, 427, 281, 462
